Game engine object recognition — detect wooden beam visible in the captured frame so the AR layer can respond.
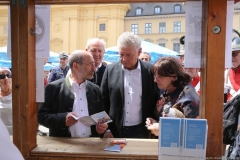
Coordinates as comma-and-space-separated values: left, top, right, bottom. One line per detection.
201, 0, 226, 157
11, 0, 37, 158
34, 0, 185, 4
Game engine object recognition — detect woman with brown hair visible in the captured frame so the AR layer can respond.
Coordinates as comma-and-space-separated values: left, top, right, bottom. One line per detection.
146, 56, 199, 136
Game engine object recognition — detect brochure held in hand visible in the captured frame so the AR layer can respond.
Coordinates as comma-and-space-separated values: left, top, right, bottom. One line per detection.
70, 111, 112, 127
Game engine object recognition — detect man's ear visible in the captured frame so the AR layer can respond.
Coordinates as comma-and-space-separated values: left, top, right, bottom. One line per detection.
138, 48, 142, 56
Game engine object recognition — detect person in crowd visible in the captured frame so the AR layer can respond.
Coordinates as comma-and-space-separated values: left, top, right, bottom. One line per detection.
67, 38, 107, 87
100, 32, 159, 138
146, 56, 200, 136
0, 67, 12, 135
44, 69, 50, 89
225, 37, 240, 101
182, 61, 200, 94
86, 38, 106, 86
138, 52, 151, 62
177, 36, 185, 65
38, 50, 108, 137
48, 51, 70, 83
0, 119, 24, 160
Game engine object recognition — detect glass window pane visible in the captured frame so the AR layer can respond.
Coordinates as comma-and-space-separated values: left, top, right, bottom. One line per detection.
159, 43, 165, 47
136, 8, 142, 15
173, 43, 180, 52
145, 23, 152, 34
131, 24, 138, 34
99, 24, 105, 31
159, 22, 166, 33
174, 5, 181, 13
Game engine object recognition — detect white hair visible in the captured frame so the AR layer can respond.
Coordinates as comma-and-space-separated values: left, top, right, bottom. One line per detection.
86, 38, 106, 50
117, 32, 142, 50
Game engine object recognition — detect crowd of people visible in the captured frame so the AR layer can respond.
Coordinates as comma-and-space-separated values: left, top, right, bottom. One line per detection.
36, 32, 203, 139
1, 30, 240, 158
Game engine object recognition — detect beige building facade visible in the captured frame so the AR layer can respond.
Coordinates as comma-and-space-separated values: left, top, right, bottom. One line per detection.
0, 3, 240, 53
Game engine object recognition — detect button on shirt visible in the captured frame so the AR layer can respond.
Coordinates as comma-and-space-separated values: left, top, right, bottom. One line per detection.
123, 61, 142, 126
68, 78, 91, 137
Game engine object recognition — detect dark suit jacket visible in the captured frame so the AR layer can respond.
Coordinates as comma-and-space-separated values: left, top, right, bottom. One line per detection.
38, 78, 104, 137
88, 64, 106, 87
100, 60, 159, 138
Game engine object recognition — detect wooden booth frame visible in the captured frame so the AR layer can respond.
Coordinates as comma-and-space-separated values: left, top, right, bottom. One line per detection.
0, 0, 227, 159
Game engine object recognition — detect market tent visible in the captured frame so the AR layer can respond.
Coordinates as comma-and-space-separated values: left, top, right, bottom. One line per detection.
103, 40, 178, 64
0, 46, 59, 68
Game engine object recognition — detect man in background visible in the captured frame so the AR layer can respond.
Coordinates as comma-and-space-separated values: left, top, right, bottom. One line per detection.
48, 51, 70, 83
138, 52, 151, 63
182, 61, 200, 94
225, 37, 240, 101
86, 38, 106, 87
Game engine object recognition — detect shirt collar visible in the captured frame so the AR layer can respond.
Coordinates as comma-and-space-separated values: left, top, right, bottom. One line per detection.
68, 76, 87, 87
121, 60, 141, 71
95, 63, 102, 72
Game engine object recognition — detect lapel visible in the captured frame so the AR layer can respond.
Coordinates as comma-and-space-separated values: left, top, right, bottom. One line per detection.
117, 62, 125, 104
65, 77, 75, 100
140, 61, 148, 107
85, 82, 95, 115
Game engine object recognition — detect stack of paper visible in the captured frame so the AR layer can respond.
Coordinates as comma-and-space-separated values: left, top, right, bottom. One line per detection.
158, 117, 207, 160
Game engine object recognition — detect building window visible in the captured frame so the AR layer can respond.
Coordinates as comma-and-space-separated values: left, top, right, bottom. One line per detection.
131, 24, 138, 34
159, 22, 166, 33
174, 4, 181, 13
99, 24, 106, 31
145, 23, 152, 34
154, 6, 161, 14
136, 8, 142, 15
159, 43, 165, 47
173, 43, 180, 52
173, 21, 181, 33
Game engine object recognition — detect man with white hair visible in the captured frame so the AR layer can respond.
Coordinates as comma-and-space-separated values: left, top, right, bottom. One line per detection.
86, 38, 106, 87
38, 50, 108, 137
100, 32, 159, 138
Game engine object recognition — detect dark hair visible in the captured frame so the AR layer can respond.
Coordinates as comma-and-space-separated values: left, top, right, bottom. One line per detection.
152, 56, 191, 87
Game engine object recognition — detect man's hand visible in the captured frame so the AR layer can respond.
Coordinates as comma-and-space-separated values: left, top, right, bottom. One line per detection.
65, 112, 78, 126
96, 123, 108, 134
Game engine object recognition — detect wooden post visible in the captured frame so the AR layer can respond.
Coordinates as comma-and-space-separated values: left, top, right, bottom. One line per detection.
201, 0, 226, 157
10, 0, 37, 158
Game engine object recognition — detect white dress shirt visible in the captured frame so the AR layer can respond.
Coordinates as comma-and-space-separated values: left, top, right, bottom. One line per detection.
122, 61, 142, 126
68, 77, 91, 137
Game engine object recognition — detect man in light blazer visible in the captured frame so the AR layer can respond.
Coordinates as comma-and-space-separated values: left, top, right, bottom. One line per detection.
38, 50, 108, 137
100, 32, 159, 138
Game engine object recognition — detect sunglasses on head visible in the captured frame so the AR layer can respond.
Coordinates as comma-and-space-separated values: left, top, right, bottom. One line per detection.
232, 51, 239, 57
0, 73, 12, 79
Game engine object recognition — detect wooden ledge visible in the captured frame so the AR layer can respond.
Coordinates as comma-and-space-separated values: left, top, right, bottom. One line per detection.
31, 136, 158, 159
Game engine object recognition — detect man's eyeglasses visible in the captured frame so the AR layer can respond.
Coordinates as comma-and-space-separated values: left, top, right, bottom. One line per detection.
82, 62, 95, 67
0, 73, 12, 79
232, 51, 239, 57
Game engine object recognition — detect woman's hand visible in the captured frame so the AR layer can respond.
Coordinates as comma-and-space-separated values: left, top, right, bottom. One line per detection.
147, 123, 159, 136
146, 117, 157, 126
